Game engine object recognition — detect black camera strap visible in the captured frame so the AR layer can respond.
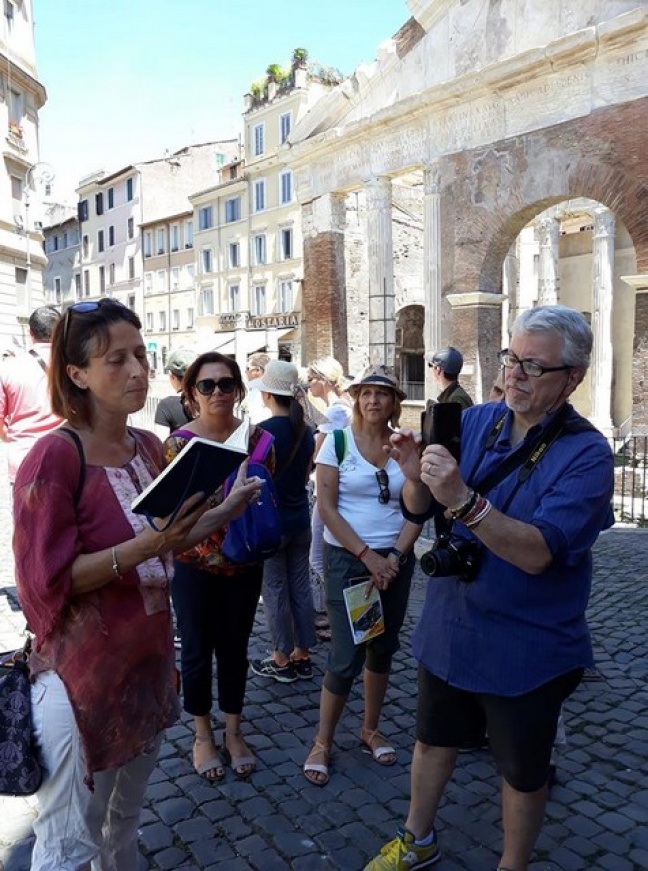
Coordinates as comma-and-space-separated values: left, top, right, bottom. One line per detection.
466, 403, 572, 513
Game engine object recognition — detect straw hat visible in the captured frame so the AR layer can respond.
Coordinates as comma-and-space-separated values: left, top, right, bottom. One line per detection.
250, 359, 299, 397
347, 364, 407, 401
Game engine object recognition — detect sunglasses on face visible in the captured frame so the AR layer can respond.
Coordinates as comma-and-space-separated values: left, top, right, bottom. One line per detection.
375, 469, 391, 505
62, 298, 130, 352
195, 377, 237, 396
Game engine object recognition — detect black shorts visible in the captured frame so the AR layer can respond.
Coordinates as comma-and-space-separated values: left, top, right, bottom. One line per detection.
416, 665, 583, 792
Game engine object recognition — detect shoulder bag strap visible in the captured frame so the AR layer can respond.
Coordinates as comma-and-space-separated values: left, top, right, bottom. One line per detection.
249, 428, 274, 463
58, 427, 86, 508
28, 348, 48, 374
333, 429, 347, 465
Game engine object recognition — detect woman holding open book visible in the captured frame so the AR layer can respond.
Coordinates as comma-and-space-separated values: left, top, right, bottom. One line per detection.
12, 300, 261, 870
166, 351, 275, 783
303, 365, 422, 787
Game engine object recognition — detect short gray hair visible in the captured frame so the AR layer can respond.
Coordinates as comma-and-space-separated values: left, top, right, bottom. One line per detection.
513, 305, 592, 370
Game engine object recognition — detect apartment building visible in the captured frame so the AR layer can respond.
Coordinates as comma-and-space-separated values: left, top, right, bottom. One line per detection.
74, 140, 239, 327
43, 215, 80, 306
140, 210, 196, 372
190, 58, 339, 367
0, 0, 47, 348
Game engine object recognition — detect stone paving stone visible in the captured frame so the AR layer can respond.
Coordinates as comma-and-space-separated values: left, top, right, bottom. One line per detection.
153, 845, 192, 869
189, 837, 238, 865
138, 820, 174, 852
155, 795, 196, 826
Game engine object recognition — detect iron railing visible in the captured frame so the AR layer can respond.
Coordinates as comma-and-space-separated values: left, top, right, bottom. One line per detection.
611, 435, 648, 525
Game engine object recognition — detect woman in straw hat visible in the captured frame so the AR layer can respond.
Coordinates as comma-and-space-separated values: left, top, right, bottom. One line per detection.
303, 365, 422, 786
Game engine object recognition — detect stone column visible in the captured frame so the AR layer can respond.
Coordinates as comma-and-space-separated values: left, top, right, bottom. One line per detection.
591, 206, 615, 433
423, 161, 442, 355
503, 243, 518, 342
301, 192, 348, 368
365, 176, 395, 367
536, 216, 560, 305
446, 292, 505, 403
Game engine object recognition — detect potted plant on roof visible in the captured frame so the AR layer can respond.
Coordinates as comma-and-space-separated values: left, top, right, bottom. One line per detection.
291, 47, 308, 69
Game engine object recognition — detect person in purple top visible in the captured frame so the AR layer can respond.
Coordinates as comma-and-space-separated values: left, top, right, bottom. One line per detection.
365, 305, 614, 871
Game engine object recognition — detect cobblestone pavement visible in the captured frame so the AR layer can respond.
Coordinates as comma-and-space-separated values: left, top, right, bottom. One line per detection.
0, 441, 646, 870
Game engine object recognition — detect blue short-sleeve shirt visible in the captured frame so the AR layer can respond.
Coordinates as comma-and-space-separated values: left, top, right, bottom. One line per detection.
411, 401, 615, 696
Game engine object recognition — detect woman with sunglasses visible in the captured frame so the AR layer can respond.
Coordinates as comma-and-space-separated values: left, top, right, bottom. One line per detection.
12, 300, 261, 871
166, 351, 274, 783
303, 366, 422, 786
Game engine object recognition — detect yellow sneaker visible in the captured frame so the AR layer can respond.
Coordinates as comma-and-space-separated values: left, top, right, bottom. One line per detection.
363, 827, 440, 870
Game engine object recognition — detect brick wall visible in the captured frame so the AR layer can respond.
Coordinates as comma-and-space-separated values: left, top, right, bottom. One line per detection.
302, 230, 348, 370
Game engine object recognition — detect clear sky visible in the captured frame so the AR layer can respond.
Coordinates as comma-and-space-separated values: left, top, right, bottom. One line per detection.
32, 0, 409, 201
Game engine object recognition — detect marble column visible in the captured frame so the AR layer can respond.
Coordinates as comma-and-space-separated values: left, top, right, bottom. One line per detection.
537, 216, 560, 305
591, 206, 615, 433
423, 162, 442, 399
365, 176, 395, 367
503, 243, 518, 343
423, 161, 442, 355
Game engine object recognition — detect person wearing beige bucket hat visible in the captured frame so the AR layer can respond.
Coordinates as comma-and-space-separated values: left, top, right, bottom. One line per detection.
248, 360, 317, 683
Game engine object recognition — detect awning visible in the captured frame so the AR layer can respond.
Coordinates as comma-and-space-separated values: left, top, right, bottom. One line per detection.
196, 327, 296, 357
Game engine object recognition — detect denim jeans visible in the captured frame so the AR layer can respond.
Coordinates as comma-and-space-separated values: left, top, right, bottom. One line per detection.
30, 671, 161, 871
262, 528, 317, 655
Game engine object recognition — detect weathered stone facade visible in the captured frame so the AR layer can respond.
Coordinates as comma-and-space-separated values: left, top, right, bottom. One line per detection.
287, 0, 648, 430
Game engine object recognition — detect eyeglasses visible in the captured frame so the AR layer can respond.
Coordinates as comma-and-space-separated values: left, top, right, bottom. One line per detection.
195, 377, 237, 396
62, 298, 128, 352
375, 469, 390, 505
497, 350, 572, 379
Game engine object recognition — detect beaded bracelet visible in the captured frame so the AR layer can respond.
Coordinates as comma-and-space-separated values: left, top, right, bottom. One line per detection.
449, 489, 477, 520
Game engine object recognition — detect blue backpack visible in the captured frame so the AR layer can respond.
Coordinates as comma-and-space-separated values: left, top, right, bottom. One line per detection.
221, 429, 282, 564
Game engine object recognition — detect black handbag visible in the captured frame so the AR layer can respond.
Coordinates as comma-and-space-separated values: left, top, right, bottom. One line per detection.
0, 638, 43, 796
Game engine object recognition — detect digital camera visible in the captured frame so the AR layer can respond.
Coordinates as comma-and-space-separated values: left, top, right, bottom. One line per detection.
420, 533, 481, 583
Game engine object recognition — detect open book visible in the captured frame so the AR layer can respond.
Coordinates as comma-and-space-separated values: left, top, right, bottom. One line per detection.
343, 578, 385, 645
131, 437, 247, 521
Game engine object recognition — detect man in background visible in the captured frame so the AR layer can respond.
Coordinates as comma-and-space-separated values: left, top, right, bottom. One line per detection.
428, 346, 473, 409
153, 348, 195, 440
0, 305, 62, 484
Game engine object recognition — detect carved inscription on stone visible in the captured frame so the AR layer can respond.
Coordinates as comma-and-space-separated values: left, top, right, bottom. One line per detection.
594, 43, 648, 106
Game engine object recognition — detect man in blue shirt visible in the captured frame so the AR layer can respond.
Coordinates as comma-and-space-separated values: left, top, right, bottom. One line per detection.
364, 306, 614, 871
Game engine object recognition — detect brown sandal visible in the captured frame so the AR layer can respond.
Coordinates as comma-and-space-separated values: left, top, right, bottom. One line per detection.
303, 738, 331, 786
